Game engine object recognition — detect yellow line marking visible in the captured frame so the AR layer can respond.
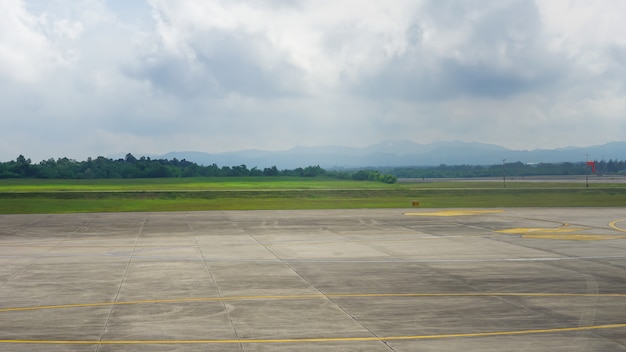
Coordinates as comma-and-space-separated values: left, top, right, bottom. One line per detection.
0, 244, 194, 248
609, 219, 626, 233
497, 224, 585, 235
2, 293, 626, 344
3, 292, 626, 313
496, 224, 626, 241
1, 323, 625, 344
405, 210, 504, 217
524, 234, 625, 240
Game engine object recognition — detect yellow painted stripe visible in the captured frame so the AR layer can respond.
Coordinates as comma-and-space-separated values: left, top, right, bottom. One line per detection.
496, 223, 626, 241
404, 210, 504, 217
3, 292, 626, 313
609, 219, 626, 233
1, 323, 625, 344
522, 233, 626, 241
497, 226, 587, 235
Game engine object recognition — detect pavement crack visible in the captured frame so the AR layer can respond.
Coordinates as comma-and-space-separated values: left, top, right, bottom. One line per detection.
95, 214, 146, 351
243, 223, 396, 351
188, 214, 246, 352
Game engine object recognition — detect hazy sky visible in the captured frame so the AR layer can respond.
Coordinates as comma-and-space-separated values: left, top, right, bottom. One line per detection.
2, 0, 625, 161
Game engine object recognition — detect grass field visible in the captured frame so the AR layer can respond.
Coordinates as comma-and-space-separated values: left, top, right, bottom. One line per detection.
0, 177, 393, 191
1, 177, 625, 214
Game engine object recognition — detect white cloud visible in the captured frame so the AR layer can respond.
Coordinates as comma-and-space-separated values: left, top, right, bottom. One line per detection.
0, 1, 61, 81
1, 0, 625, 162
537, 1, 626, 86
138, 0, 419, 96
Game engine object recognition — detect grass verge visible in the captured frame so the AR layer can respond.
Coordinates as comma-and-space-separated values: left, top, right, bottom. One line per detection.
0, 181, 625, 214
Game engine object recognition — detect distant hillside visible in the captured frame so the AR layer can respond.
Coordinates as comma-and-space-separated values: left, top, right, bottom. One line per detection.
150, 141, 626, 169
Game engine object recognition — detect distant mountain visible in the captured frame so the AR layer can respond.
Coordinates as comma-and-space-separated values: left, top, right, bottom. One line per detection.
146, 141, 626, 169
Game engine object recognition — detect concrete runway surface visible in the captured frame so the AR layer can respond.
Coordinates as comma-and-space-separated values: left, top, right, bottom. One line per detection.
1, 208, 626, 351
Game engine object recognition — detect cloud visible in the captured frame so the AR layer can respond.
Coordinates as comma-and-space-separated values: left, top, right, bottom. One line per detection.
354, 0, 568, 100
1, 0, 625, 162
0, 1, 63, 81
125, 27, 305, 98
132, 0, 422, 98
125, 1, 302, 97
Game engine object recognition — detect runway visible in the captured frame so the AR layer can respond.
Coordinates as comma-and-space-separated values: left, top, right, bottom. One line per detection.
1, 208, 626, 351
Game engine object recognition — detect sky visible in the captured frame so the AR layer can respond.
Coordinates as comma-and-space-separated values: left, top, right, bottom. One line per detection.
1, 0, 625, 162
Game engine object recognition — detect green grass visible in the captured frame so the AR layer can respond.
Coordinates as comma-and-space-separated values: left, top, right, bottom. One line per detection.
0, 196, 413, 214
0, 177, 625, 214
0, 177, 396, 191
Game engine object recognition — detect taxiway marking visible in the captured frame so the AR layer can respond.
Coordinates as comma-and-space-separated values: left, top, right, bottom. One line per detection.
609, 219, 626, 233
404, 210, 504, 217
3, 292, 626, 312
2, 293, 626, 344
1, 323, 626, 344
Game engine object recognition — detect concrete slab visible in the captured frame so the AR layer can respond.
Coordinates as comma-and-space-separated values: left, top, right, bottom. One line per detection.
1, 208, 626, 351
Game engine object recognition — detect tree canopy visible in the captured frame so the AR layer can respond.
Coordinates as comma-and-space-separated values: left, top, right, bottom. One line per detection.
0, 154, 398, 183
387, 160, 624, 178
3, 154, 623, 182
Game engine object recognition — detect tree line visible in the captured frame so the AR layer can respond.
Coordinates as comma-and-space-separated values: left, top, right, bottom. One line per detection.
3, 154, 624, 182
384, 160, 626, 179
0, 154, 398, 184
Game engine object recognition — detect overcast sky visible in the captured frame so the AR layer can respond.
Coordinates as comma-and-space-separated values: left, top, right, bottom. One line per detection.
1, 0, 625, 162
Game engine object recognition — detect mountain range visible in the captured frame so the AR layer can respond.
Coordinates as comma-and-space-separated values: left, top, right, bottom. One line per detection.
147, 141, 626, 169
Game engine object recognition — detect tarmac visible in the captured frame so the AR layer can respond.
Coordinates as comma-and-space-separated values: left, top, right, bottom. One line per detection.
1, 208, 626, 351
